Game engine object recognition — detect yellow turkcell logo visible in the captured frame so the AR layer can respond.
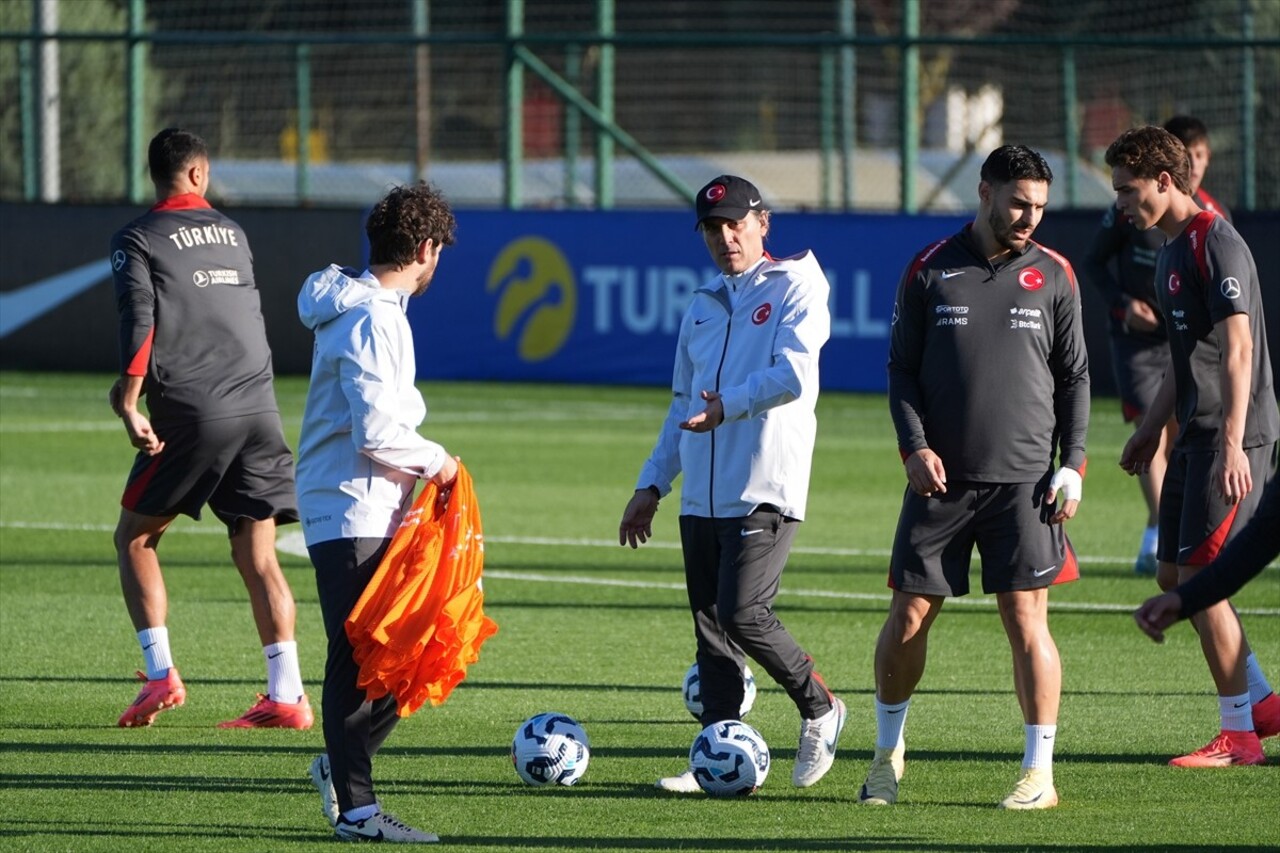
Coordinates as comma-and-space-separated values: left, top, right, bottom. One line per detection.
487, 236, 576, 362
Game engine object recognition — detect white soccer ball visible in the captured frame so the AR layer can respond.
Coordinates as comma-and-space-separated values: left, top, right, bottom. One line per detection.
682, 662, 756, 720
511, 712, 590, 787
688, 720, 770, 796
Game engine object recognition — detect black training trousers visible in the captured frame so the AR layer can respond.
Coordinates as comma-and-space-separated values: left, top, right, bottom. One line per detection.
679, 507, 832, 725
309, 537, 401, 815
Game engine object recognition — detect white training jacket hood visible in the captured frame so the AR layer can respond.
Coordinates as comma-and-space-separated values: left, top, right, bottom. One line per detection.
296, 264, 449, 546
636, 250, 831, 520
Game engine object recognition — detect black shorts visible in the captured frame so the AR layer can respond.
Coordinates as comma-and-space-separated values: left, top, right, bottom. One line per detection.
1110, 336, 1170, 423
889, 479, 1079, 597
1158, 442, 1277, 566
120, 411, 299, 531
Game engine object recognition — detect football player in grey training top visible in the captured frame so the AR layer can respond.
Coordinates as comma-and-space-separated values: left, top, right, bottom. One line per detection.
858, 145, 1088, 812
1110, 125, 1279, 768
109, 127, 309, 732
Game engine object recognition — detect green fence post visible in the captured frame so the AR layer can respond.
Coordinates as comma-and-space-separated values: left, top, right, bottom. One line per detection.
820, 46, 834, 210
296, 43, 311, 204
595, 0, 615, 210
504, 0, 523, 209
126, 0, 145, 204
899, 0, 918, 214
564, 42, 582, 208
840, 0, 856, 212
413, 0, 431, 183
1241, 0, 1256, 210
19, 31, 36, 200
1062, 45, 1078, 208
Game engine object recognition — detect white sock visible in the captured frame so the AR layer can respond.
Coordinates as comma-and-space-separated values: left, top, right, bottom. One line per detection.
1245, 654, 1273, 705
1220, 692, 1253, 731
1024, 724, 1056, 771
1140, 525, 1158, 556
138, 627, 174, 680
264, 641, 304, 703
874, 697, 910, 751
342, 803, 379, 823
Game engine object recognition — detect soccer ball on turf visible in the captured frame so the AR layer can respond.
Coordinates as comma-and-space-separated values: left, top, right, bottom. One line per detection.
682, 662, 756, 719
688, 720, 770, 796
511, 712, 590, 787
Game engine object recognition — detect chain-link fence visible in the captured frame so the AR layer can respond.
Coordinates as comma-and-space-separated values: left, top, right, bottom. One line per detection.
2, 0, 1277, 210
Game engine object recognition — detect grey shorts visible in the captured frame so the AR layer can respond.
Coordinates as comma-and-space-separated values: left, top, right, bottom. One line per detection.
1158, 443, 1277, 566
889, 479, 1079, 596
120, 411, 299, 531
1110, 336, 1170, 423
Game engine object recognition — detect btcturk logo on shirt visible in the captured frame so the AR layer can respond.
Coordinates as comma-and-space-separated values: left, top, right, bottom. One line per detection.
1009, 306, 1043, 331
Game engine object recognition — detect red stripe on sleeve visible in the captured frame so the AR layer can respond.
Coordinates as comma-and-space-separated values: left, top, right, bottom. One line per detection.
126, 327, 154, 377
1185, 211, 1216, 283
1033, 242, 1080, 291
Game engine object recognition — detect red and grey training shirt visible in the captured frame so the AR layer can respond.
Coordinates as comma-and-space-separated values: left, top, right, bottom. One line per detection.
109, 194, 279, 427
888, 225, 1090, 483
1154, 211, 1278, 453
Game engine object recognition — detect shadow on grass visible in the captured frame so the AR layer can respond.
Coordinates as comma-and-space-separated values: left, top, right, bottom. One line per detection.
0, 675, 1222, 704
0, 739, 1217, 769
0, 820, 326, 843
442, 841, 1280, 852
4, 820, 1264, 853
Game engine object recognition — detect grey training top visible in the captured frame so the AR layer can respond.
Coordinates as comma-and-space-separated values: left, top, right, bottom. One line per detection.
888, 225, 1090, 482
110, 197, 278, 427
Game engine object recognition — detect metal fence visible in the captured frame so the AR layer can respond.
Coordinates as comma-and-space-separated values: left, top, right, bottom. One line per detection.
2, 0, 1278, 211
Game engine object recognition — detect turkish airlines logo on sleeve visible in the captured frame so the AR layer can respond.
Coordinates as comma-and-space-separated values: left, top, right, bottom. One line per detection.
1167, 272, 1181, 295
752, 303, 772, 325
1018, 269, 1045, 291
1220, 277, 1242, 299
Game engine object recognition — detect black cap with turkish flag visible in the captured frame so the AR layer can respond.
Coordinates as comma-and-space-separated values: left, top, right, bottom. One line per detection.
694, 175, 765, 228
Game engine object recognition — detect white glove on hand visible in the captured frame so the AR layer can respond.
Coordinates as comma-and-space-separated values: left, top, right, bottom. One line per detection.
1048, 466, 1083, 502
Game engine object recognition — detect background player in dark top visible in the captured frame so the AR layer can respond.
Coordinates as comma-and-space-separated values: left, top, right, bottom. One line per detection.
1109, 125, 1279, 767
857, 146, 1089, 811
1084, 115, 1231, 577
1134, 476, 1279, 642
1163, 115, 1232, 222
109, 128, 310, 730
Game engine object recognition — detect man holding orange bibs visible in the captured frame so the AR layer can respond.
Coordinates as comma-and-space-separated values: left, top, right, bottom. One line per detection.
296, 183, 458, 844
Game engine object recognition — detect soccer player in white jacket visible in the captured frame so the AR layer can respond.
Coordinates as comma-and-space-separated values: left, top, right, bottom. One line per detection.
619, 175, 844, 793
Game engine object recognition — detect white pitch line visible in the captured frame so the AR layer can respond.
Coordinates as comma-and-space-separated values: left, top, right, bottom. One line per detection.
4, 521, 1275, 617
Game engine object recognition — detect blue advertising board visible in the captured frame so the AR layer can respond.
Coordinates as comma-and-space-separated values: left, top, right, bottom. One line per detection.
410, 210, 968, 392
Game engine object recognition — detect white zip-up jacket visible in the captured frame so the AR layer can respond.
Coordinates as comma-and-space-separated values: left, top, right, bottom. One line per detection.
296, 264, 449, 546
635, 251, 831, 520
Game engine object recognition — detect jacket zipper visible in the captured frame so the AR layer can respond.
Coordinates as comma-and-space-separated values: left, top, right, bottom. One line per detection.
708, 315, 733, 518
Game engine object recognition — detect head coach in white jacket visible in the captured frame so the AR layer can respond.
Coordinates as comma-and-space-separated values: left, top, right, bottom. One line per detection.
619, 175, 846, 794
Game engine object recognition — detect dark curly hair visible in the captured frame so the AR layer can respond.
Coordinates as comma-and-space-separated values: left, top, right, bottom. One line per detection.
979, 145, 1054, 186
1104, 126, 1193, 195
366, 182, 457, 266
